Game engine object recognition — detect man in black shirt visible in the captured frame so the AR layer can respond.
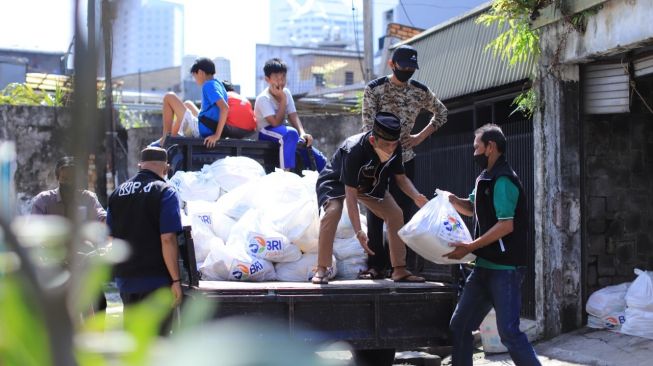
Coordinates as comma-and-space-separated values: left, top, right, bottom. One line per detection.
313, 112, 428, 284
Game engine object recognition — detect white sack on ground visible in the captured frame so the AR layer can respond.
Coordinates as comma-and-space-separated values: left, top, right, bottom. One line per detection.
585, 282, 629, 330
202, 156, 265, 192
625, 269, 653, 311
199, 244, 276, 282
227, 210, 302, 263
169, 170, 222, 202
336, 256, 368, 280
398, 190, 475, 265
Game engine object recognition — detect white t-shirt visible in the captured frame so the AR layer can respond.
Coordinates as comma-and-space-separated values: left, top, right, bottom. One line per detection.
254, 87, 297, 131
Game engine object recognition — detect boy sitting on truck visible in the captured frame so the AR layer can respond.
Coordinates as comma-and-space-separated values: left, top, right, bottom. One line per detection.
153, 58, 249, 148
312, 112, 429, 284
254, 58, 327, 172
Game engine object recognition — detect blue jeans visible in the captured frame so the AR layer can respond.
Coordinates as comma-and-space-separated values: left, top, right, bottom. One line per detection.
449, 267, 541, 366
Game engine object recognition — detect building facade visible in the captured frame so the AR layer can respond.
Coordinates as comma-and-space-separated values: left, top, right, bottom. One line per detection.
112, 0, 184, 77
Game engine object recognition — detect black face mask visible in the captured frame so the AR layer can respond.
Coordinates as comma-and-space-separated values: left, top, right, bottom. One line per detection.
59, 183, 76, 199
392, 67, 415, 83
473, 153, 489, 170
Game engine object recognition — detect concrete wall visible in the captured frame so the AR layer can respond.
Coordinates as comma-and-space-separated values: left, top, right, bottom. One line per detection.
535, 0, 653, 338
583, 75, 653, 296
0, 105, 73, 214
555, 0, 653, 64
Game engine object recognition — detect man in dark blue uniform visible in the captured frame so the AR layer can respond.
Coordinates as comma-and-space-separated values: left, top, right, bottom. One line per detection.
312, 112, 429, 284
107, 147, 182, 333
444, 124, 540, 366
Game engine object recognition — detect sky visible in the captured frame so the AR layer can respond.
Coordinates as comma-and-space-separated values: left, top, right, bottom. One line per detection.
0, 0, 476, 98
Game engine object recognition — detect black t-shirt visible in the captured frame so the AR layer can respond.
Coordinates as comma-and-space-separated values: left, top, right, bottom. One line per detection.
316, 131, 404, 207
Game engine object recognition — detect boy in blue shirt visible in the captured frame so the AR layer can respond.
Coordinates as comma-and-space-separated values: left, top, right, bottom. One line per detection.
254, 58, 327, 171
154, 58, 231, 148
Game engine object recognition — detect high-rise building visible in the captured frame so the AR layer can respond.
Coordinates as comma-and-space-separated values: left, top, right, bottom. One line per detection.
269, 0, 364, 50
112, 0, 184, 77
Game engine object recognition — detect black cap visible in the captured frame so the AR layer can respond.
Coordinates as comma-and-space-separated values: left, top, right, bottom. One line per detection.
140, 147, 167, 162
392, 45, 419, 69
373, 112, 402, 141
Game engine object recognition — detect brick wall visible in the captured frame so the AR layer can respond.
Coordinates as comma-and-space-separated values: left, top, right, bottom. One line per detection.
583, 75, 653, 295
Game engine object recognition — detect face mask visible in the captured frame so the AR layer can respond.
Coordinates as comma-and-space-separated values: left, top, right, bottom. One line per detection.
374, 147, 392, 163
473, 153, 489, 170
59, 183, 75, 199
392, 67, 415, 83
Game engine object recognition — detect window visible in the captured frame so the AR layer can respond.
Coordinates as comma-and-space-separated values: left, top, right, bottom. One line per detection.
314, 73, 325, 87
345, 71, 354, 86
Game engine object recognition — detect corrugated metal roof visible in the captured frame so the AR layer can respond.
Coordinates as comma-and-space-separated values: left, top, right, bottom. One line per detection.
391, 2, 534, 101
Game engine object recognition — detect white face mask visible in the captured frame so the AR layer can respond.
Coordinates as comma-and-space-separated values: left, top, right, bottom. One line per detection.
374, 147, 392, 163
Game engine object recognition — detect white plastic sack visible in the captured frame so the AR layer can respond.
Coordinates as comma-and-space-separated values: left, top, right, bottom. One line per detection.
169, 170, 222, 202
227, 210, 302, 263
202, 156, 265, 193
333, 235, 367, 260
186, 200, 236, 242
274, 253, 318, 282
586, 282, 630, 318
334, 203, 367, 239
265, 199, 317, 244
199, 244, 276, 282
215, 180, 259, 220
625, 269, 653, 311
398, 190, 475, 265
621, 307, 653, 340
293, 212, 319, 253
336, 256, 368, 280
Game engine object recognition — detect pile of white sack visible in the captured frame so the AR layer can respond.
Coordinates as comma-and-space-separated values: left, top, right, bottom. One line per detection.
586, 268, 653, 339
170, 156, 368, 282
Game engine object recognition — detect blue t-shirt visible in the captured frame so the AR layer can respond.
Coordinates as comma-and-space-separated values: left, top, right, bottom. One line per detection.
198, 79, 228, 123
109, 187, 182, 293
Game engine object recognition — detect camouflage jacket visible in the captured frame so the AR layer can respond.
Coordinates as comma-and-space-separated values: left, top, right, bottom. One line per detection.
362, 76, 447, 162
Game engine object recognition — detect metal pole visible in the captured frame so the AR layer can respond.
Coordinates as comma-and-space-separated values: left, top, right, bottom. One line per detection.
363, 0, 374, 82
98, 0, 114, 205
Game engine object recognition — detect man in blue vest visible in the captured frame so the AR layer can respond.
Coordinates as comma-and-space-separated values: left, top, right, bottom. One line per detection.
444, 124, 540, 366
107, 147, 182, 334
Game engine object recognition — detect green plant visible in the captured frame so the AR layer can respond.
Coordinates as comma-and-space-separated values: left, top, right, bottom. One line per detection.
349, 90, 364, 114
477, 0, 544, 117
0, 83, 68, 107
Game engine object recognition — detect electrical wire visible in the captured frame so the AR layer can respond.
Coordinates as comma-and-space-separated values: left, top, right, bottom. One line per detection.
398, 0, 416, 27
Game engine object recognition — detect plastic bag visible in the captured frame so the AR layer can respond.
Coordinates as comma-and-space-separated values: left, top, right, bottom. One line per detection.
621, 307, 653, 339
215, 180, 260, 220
333, 235, 367, 260
293, 212, 319, 253
274, 253, 317, 282
334, 203, 367, 239
336, 256, 368, 280
186, 200, 236, 242
586, 282, 630, 318
398, 190, 475, 265
169, 170, 222, 202
227, 210, 302, 263
202, 156, 265, 193
625, 269, 653, 311
199, 244, 276, 282
265, 198, 317, 244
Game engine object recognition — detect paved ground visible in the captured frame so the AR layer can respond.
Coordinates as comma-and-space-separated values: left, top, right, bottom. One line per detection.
439, 328, 653, 366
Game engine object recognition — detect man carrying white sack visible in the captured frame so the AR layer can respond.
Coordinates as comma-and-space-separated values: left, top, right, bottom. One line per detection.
444, 124, 540, 366
312, 112, 429, 285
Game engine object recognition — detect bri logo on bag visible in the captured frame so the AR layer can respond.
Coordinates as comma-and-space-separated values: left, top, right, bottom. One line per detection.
231, 261, 264, 280
197, 214, 212, 225
603, 315, 626, 329
443, 215, 463, 232
248, 235, 283, 254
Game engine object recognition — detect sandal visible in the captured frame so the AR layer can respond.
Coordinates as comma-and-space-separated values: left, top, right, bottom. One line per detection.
311, 267, 332, 285
357, 268, 384, 280
392, 273, 426, 283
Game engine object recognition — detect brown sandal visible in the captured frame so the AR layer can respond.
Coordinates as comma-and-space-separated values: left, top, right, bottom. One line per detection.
311, 267, 331, 284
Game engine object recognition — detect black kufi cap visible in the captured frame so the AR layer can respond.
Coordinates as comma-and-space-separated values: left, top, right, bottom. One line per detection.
373, 112, 401, 141
140, 147, 167, 162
